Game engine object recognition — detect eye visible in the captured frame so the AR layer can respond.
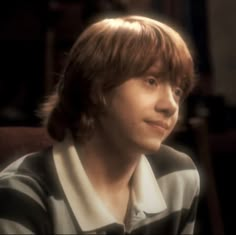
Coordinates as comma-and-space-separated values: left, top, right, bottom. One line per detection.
146, 76, 158, 87
173, 86, 183, 99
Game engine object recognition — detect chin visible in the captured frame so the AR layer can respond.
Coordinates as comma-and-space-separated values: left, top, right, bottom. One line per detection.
136, 139, 162, 154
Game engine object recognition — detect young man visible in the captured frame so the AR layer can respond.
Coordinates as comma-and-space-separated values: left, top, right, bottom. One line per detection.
0, 15, 199, 234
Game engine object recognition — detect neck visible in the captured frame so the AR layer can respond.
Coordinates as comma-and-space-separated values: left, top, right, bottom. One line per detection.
76, 131, 143, 223
78, 133, 141, 194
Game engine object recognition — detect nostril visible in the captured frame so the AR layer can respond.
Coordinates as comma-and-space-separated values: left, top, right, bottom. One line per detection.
156, 108, 175, 118
164, 109, 174, 118
155, 99, 178, 118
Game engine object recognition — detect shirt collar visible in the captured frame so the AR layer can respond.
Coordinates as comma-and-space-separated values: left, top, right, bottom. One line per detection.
53, 134, 167, 232
131, 155, 167, 214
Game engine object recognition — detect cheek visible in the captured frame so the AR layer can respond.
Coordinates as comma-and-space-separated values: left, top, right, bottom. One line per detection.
109, 93, 146, 120
168, 112, 179, 133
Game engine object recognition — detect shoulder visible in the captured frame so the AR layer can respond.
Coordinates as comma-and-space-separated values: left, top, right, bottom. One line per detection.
0, 147, 61, 197
146, 144, 200, 205
0, 147, 55, 201
0, 148, 55, 233
146, 146, 200, 234
147, 144, 199, 178
1, 148, 50, 188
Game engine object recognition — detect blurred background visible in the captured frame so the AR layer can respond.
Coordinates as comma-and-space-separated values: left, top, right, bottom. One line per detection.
0, 0, 235, 234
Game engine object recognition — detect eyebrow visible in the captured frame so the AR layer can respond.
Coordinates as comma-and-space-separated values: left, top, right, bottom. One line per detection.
144, 62, 170, 76
144, 69, 169, 79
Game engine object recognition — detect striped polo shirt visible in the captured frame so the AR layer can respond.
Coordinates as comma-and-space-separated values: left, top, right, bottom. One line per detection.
0, 135, 200, 234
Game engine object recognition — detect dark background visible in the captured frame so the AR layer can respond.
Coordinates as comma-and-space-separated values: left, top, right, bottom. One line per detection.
0, 1, 235, 234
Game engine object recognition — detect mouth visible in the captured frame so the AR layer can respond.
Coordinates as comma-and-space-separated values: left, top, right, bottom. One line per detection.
144, 120, 169, 133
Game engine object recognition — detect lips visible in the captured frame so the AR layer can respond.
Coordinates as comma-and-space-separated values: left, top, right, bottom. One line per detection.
144, 120, 169, 131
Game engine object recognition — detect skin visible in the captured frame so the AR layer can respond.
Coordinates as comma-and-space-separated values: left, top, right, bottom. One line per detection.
78, 66, 182, 223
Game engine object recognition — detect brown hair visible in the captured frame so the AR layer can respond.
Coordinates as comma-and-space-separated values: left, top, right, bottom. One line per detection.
39, 15, 195, 142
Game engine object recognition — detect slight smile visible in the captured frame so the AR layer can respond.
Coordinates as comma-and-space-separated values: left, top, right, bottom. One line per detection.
144, 120, 169, 133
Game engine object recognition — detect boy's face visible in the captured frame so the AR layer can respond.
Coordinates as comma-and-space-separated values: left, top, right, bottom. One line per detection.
98, 69, 182, 155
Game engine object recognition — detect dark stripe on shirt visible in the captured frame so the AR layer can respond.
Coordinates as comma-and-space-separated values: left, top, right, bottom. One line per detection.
13, 148, 86, 233
147, 145, 197, 178
17, 147, 64, 199
178, 195, 199, 233
0, 188, 52, 233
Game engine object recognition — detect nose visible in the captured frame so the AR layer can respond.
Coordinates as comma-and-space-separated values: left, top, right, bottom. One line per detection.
154, 83, 178, 117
